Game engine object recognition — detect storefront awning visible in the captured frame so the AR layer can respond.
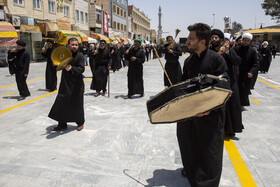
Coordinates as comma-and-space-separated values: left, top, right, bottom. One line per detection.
0, 22, 18, 47
20, 25, 41, 32
76, 31, 88, 42
91, 33, 110, 44
56, 30, 82, 45
37, 21, 59, 36
243, 29, 280, 35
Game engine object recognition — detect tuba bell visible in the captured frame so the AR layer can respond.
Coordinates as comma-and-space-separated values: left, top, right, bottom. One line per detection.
51, 46, 73, 71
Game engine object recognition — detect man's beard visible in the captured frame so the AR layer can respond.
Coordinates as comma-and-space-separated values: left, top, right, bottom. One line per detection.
211, 40, 221, 48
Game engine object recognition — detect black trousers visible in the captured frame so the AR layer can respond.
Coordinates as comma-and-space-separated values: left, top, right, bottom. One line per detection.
15, 70, 30, 97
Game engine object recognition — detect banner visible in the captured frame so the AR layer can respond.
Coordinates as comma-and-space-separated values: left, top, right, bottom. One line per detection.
57, 19, 72, 31
103, 11, 108, 34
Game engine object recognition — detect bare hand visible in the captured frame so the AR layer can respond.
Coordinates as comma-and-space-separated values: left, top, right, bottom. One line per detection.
108, 66, 111, 70
195, 111, 210, 117
125, 49, 129, 54
94, 50, 98, 55
42, 47, 45, 52
65, 65, 72, 71
131, 56, 137, 61
24, 74, 28, 77
168, 49, 173, 54
248, 73, 253, 78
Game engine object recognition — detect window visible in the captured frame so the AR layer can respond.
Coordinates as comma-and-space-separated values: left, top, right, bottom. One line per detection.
96, 9, 101, 23
117, 23, 120, 30
124, 11, 126, 18
13, 0, 24, 5
33, 0, 40, 9
117, 7, 119, 15
85, 13, 88, 22
113, 4, 116, 13
64, 6, 69, 17
48, 0, 55, 13
124, 25, 127, 32
121, 9, 123, 17
75, 10, 79, 21
80, 11, 84, 22
121, 24, 123, 31
113, 21, 116, 29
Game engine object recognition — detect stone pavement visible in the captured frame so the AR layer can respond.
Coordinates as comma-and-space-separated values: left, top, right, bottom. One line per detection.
0, 54, 279, 187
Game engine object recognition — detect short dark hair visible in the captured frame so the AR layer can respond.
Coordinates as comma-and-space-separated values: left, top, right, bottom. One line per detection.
166, 35, 173, 40
188, 23, 211, 46
68, 37, 79, 44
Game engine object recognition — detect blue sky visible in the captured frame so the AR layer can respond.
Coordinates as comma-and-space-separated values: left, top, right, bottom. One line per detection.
128, 0, 277, 39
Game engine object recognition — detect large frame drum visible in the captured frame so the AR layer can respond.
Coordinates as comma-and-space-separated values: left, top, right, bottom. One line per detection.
147, 74, 232, 124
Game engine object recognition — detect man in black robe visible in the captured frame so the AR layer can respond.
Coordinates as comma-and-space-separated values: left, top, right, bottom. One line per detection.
90, 39, 111, 97
49, 38, 85, 131
235, 33, 258, 108
210, 30, 243, 137
259, 41, 272, 73
42, 39, 57, 92
124, 38, 145, 99
177, 23, 228, 187
14, 40, 31, 100
162, 35, 182, 87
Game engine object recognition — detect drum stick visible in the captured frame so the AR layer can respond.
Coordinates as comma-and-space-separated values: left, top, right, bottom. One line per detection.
153, 46, 173, 86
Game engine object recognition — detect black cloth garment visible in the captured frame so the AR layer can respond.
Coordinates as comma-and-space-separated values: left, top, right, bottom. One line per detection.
110, 46, 120, 72
163, 43, 183, 87
7, 50, 16, 75
15, 48, 31, 97
220, 48, 244, 134
259, 47, 272, 73
48, 52, 85, 124
90, 47, 111, 92
251, 52, 262, 89
235, 45, 258, 106
42, 47, 57, 91
178, 48, 228, 187
88, 50, 95, 77
124, 47, 145, 96
145, 46, 150, 61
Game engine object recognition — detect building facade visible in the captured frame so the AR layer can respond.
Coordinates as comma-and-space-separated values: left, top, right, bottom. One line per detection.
74, 0, 90, 35
150, 29, 157, 44
128, 5, 150, 41
109, 0, 128, 38
88, 0, 110, 35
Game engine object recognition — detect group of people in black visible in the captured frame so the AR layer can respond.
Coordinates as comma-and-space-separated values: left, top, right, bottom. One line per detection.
6, 22, 276, 186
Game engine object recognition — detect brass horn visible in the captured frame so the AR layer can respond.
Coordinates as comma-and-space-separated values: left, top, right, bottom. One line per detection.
51, 46, 73, 71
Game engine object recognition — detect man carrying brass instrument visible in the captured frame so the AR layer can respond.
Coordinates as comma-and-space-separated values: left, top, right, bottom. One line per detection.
48, 38, 85, 131
90, 39, 111, 97
162, 35, 182, 87
177, 23, 228, 187
42, 39, 57, 92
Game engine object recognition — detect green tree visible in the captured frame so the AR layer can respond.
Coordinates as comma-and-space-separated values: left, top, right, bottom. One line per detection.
230, 21, 243, 35
262, 0, 280, 22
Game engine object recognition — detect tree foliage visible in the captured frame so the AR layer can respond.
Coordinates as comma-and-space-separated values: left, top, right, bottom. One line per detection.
262, 0, 280, 22
230, 21, 243, 35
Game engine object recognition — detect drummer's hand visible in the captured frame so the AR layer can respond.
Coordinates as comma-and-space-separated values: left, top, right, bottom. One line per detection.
108, 66, 111, 70
168, 49, 173, 54
94, 50, 98, 55
65, 65, 72, 71
125, 49, 129, 54
131, 56, 137, 61
42, 47, 45, 52
195, 111, 210, 117
248, 73, 253, 78
24, 74, 28, 77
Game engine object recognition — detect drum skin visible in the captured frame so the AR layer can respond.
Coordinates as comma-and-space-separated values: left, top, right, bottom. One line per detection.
146, 74, 232, 124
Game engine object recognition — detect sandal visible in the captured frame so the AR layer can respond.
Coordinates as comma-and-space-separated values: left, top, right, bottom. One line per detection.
124, 95, 131, 99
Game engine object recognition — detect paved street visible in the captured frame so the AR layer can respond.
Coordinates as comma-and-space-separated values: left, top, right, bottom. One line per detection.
0, 54, 280, 187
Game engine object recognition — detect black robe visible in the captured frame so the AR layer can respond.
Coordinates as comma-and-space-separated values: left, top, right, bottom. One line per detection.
48, 52, 85, 123
177, 48, 228, 187
125, 47, 145, 96
259, 47, 272, 73
110, 46, 120, 72
220, 49, 244, 134
90, 47, 111, 92
15, 48, 31, 97
235, 45, 258, 106
7, 50, 16, 75
42, 47, 57, 91
163, 43, 182, 87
